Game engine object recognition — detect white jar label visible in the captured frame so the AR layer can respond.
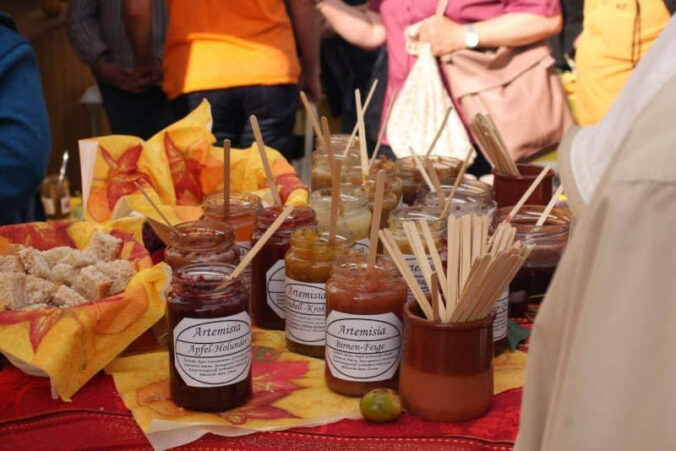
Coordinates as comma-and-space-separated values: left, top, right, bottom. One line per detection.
60, 196, 71, 214
325, 311, 402, 382
173, 311, 252, 388
266, 259, 286, 318
285, 278, 326, 345
403, 253, 433, 302
354, 238, 370, 254
41, 197, 55, 216
493, 289, 509, 341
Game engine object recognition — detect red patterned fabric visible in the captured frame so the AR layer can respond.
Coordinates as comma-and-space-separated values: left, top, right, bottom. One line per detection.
0, 366, 521, 450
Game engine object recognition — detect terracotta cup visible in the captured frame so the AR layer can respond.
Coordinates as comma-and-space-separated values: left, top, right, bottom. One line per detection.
399, 303, 494, 422
492, 164, 554, 209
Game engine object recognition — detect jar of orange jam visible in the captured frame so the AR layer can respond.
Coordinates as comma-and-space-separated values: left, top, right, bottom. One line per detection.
251, 206, 316, 330
285, 227, 354, 358
325, 253, 407, 396
202, 192, 262, 290
311, 135, 360, 191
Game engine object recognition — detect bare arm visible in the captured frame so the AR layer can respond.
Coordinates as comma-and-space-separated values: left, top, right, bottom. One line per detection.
418, 13, 562, 56
286, 0, 322, 103
317, 0, 386, 51
123, 0, 154, 66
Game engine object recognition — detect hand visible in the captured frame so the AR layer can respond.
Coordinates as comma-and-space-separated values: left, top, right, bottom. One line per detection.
94, 58, 151, 93
134, 57, 163, 87
417, 16, 466, 56
298, 67, 322, 105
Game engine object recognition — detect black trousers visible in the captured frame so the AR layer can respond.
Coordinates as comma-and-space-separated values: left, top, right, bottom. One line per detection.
172, 84, 298, 160
98, 84, 174, 140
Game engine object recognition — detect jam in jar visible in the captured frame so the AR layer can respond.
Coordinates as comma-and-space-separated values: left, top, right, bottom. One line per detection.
167, 262, 252, 411
251, 206, 316, 330
309, 185, 372, 253
325, 253, 407, 397
285, 227, 354, 358
165, 220, 240, 271
396, 155, 462, 206
202, 192, 263, 290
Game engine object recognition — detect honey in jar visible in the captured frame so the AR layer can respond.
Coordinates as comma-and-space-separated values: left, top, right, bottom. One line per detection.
202, 192, 262, 290
285, 227, 354, 358
251, 206, 316, 330
325, 253, 407, 397
167, 262, 252, 411
309, 185, 372, 253
387, 206, 446, 301
165, 220, 240, 271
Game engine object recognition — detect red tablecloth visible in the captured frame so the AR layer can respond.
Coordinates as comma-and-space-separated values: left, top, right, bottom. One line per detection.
0, 364, 521, 450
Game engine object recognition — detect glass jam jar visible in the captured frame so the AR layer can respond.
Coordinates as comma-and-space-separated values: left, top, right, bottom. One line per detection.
40, 174, 71, 220
285, 227, 354, 358
344, 163, 404, 207
165, 221, 240, 271
396, 156, 462, 206
495, 205, 570, 304
167, 262, 252, 412
325, 253, 408, 397
309, 185, 372, 253
311, 135, 361, 191
202, 192, 262, 289
419, 181, 497, 219
387, 206, 446, 302
251, 206, 316, 330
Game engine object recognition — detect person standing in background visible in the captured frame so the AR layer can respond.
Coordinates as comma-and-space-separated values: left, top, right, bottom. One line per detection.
124, 0, 321, 162
572, 0, 672, 125
67, 0, 173, 139
0, 12, 50, 224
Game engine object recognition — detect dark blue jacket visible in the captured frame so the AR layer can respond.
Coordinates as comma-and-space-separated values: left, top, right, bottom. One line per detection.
0, 21, 50, 224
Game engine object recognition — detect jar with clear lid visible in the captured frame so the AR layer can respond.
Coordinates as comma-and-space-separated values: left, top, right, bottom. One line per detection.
309, 185, 372, 253
251, 206, 316, 330
420, 181, 497, 219
325, 253, 407, 397
167, 262, 252, 411
202, 192, 263, 289
396, 156, 463, 206
285, 227, 354, 358
387, 206, 446, 301
164, 220, 240, 271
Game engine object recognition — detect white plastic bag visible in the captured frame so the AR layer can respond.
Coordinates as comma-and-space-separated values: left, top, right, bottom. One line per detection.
387, 43, 473, 162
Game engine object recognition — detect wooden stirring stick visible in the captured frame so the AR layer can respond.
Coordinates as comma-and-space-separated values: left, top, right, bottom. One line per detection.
367, 169, 386, 269
250, 115, 282, 206
321, 116, 335, 165
426, 158, 445, 202
299, 91, 326, 149
355, 89, 370, 185
223, 139, 231, 218
329, 159, 341, 244
369, 88, 398, 169
221, 205, 294, 285
504, 165, 552, 223
133, 181, 178, 233
535, 185, 564, 228
424, 106, 453, 159
440, 147, 472, 219
431, 272, 441, 322
343, 79, 379, 156
408, 147, 435, 192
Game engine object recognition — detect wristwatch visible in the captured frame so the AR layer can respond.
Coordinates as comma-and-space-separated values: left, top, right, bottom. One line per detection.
465, 24, 480, 49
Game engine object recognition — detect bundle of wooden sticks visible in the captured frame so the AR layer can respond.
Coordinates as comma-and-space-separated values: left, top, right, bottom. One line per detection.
469, 113, 519, 177
379, 214, 532, 323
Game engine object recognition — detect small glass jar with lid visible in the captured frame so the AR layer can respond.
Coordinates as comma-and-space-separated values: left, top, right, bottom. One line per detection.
164, 220, 240, 271
285, 227, 355, 358
167, 262, 252, 411
309, 185, 372, 253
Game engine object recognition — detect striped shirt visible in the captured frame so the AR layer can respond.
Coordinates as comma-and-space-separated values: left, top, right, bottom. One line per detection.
66, 0, 167, 68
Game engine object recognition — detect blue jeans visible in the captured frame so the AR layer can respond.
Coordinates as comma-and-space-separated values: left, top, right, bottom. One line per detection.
172, 84, 298, 160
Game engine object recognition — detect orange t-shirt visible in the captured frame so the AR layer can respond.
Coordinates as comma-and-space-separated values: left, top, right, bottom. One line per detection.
162, 0, 301, 99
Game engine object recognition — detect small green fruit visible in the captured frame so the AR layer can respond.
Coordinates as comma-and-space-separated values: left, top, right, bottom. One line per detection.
360, 388, 402, 423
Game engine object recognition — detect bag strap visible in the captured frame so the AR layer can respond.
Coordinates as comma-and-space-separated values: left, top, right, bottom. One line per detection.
436, 0, 450, 16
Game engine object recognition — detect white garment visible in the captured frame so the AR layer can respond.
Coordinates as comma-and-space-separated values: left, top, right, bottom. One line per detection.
566, 17, 676, 207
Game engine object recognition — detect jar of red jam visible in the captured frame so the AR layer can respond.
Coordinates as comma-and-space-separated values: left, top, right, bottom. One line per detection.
325, 253, 408, 397
251, 206, 316, 330
165, 221, 240, 271
167, 262, 252, 412
202, 192, 263, 290
285, 227, 354, 358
